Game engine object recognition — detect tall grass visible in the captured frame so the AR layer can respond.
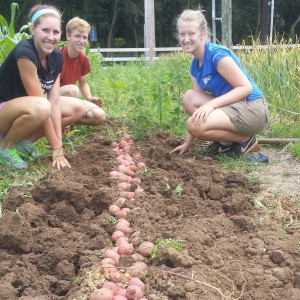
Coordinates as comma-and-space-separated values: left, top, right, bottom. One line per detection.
88, 41, 300, 141
238, 38, 300, 138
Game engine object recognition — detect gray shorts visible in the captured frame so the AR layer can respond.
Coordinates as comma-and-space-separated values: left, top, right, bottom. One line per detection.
220, 98, 269, 136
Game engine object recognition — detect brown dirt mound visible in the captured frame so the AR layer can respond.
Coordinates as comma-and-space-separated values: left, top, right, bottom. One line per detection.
0, 130, 299, 300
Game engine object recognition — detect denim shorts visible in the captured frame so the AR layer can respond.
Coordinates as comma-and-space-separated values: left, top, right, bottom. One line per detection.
220, 98, 269, 136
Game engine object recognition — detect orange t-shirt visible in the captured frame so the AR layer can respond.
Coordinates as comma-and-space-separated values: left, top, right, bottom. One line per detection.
60, 45, 91, 86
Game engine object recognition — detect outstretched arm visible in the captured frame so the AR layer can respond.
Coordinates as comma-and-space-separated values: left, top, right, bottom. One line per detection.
78, 74, 103, 106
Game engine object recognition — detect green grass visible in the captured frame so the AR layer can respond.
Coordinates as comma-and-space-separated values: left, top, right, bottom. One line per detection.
150, 238, 186, 260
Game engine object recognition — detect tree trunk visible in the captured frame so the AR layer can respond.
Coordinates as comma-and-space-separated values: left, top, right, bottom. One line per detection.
255, 0, 261, 39
291, 15, 300, 36
107, 0, 119, 47
261, 0, 269, 44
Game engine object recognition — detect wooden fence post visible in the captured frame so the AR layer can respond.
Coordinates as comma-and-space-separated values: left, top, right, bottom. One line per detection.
144, 0, 156, 62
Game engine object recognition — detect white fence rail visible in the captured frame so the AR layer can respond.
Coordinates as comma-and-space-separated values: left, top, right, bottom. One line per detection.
90, 44, 300, 62
90, 47, 181, 62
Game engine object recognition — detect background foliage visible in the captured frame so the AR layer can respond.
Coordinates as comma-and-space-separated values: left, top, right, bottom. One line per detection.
0, 0, 299, 47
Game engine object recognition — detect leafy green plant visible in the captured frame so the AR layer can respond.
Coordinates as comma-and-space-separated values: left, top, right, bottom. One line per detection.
174, 183, 184, 196
0, 2, 29, 64
150, 238, 186, 260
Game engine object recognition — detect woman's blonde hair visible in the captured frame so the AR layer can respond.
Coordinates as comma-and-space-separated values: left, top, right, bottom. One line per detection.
28, 5, 61, 25
176, 9, 211, 41
66, 17, 91, 34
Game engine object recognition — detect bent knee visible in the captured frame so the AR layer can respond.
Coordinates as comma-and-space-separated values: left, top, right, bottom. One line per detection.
186, 118, 207, 139
92, 109, 106, 125
61, 85, 80, 98
32, 98, 51, 121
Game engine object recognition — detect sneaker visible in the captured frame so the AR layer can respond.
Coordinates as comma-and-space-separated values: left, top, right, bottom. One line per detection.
197, 141, 231, 158
241, 136, 258, 155
0, 148, 28, 169
225, 142, 242, 158
15, 139, 42, 161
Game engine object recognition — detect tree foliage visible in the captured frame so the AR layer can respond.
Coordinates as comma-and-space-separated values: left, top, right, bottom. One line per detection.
0, 0, 299, 47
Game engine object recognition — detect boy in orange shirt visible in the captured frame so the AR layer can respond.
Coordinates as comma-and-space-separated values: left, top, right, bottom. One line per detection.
60, 17, 106, 126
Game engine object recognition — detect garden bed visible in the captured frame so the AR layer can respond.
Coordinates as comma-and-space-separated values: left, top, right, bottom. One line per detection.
0, 129, 299, 300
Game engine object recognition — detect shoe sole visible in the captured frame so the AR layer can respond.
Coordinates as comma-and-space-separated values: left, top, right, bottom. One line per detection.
243, 139, 258, 155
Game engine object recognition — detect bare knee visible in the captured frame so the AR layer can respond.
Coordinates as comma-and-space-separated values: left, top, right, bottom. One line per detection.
182, 90, 198, 115
61, 85, 80, 98
89, 109, 106, 125
31, 98, 51, 122
186, 118, 207, 139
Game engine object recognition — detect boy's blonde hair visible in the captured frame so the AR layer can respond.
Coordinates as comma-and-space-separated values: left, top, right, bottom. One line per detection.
66, 17, 91, 34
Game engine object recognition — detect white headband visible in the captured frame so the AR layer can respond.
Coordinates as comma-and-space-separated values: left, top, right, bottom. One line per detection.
31, 8, 60, 24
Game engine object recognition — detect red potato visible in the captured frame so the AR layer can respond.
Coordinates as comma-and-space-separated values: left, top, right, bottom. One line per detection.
132, 152, 142, 160
102, 282, 118, 295
127, 139, 134, 146
111, 246, 119, 253
117, 218, 130, 227
113, 148, 123, 157
104, 249, 120, 265
131, 253, 147, 262
123, 153, 133, 160
118, 165, 135, 176
128, 277, 145, 290
99, 264, 117, 278
112, 296, 127, 300
126, 176, 133, 183
116, 156, 125, 165
128, 261, 148, 277
109, 270, 125, 283
112, 142, 118, 148
111, 231, 125, 242
129, 165, 138, 173
119, 191, 135, 200
130, 231, 141, 239
114, 197, 127, 208
130, 177, 141, 185
135, 186, 144, 195
118, 175, 131, 183
118, 182, 131, 191
115, 237, 128, 247
126, 285, 144, 299
118, 140, 128, 149
137, 162, 146, 168
131, 236, 143, 246
138, 241, 155, 258
118, 242, 134, 255
115, 287, 127, 296
115, 222, 132, 235
109, 205, 121, 216
100, 258, 117, 266
117, 208, 131, 219
89, 288, 113, 300
109, 171, 121, 178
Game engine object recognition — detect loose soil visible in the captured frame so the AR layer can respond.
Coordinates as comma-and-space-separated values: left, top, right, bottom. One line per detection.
0, 128, 299, 300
